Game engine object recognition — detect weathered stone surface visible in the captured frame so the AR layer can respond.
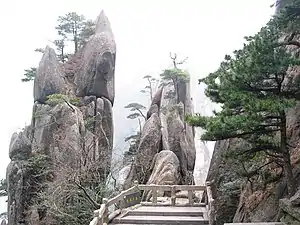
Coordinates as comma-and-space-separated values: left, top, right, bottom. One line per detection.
146, 87, 163, 119
147, 104, 159, 119
9, 127, 31, 160
280, 198, 300, 223
125, 76, 197, 187
205, 139, 244, 225
160, 84, 176, 107
290, 189, 300, 206
233, 182, 282, 223
6, 160, 28, 225
145, 150, 181, 199
75, 11, 116, 104
32, 103, 85, 167
33, 46, 66, 103
96, 97, 113, 148
165, 103, 195, 173
94, 97, 114, 175
7, 11, 116, 225
147, 150, 181, 185
134, 113, 162, 183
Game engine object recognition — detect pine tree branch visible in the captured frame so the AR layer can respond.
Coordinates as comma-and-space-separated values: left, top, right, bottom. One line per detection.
203, 128, 280, 141
136, 108, 146, 120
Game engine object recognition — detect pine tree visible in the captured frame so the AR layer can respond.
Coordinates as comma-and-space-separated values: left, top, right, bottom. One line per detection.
56, 12, 85, 53
186, 18, 300, 196
21, 12, 95, 82
160, 53, 189, 103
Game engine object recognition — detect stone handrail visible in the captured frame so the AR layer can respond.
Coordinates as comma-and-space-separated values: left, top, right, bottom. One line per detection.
205, 181, 215, 225
138, 184, 206, 206
89, 180, 215, 225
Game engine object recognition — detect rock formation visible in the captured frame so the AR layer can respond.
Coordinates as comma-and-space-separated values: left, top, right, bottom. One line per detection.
205, 2, 300, 222
205, 94, 300, 225
280, 190, 300, 224
124, 76, 197, 192
6, 10, 116, 225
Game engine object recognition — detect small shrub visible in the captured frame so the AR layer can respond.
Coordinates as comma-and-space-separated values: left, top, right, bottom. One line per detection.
45, 94, 80, 106
45, 94, 67, 106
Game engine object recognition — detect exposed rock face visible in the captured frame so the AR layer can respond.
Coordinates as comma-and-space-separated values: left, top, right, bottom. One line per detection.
7, 11, 116, 225
7, 126, 32, 225
33, 46, 66, 103
280, 197, 300, 225
134, 113, 162, 183
206, 101, 300, 224
147, 150, 181, 185
205, 139, 243, 225
144, 150, 181, 200
125, 77, 196, 188
75, 11, 116, 105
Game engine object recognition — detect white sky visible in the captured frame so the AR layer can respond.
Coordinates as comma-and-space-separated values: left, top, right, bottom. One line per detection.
0, 0, 274, 213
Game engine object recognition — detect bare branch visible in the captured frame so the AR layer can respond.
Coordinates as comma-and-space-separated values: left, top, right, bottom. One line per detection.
74, 179, 100, 209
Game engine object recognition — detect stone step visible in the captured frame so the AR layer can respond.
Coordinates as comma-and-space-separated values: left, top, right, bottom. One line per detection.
112, 215, 208, 224
224, 223, 285, 225
128, 206, 206, 217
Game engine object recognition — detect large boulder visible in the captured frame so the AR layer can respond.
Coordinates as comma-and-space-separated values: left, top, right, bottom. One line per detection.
144, 150, 181, 200
75, 11, 116, 104
33, 46, 66, 103
147, 150, 181, 185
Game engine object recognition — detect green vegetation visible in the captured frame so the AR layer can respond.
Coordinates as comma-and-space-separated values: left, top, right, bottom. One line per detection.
22, 12, 95, 82
186, 4, 300, 196
45, 94, 80, 106
123, 132, 141, 161
21, 67, 37, 82
140, 75, 159, 101
160, 53, 189, 103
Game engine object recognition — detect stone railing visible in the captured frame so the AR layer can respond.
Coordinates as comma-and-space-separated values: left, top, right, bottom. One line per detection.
89, 181, 215, 225
205, 181, 215, 225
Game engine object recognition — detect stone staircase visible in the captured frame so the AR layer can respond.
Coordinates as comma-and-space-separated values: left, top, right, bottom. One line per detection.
224, 223, 285, 225
110, 205, 209, 224
89, 182, 215, 225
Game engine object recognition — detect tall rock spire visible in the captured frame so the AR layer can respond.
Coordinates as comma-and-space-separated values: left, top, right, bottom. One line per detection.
74, 10, 116, 105
95, 10, 113, 35
7, 11, 117, 225
33, 45, 66, 103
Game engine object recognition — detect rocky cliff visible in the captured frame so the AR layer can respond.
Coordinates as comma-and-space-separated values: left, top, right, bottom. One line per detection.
205, 1, 300, 224
6, 11, 116, 225
124, 75, 196, 196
